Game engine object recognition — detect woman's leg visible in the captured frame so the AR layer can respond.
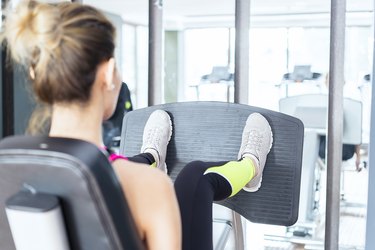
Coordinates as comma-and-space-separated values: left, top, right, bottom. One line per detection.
127, 110, 272, 250
174, 159, 256, 250
127, 152, 156, 165
126, 109, 172, 171
175, 113, 273, 250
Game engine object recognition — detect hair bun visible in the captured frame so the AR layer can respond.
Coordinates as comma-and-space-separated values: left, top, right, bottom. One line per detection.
3, 0, 63, 70
1, 1, 115, 105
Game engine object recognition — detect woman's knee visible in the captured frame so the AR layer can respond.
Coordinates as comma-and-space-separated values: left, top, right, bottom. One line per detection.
176, 161, 207, 182
185, 160, 205, 168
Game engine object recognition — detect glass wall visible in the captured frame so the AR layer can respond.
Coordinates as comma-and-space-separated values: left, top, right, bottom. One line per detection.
122, 24, 136, 101
111, 22, 150, 109
133, 26, 149, 108
248, 28, 288, 110
182, 25, 372, 111
184, 28, 230, 85
183, 28, 231, 101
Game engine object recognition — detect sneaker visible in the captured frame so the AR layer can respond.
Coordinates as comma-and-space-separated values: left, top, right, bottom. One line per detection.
141, 110, 172, 173
238, 113, 273, 192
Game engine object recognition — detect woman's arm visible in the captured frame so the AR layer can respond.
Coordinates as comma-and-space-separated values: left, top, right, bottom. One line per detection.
113, 160, 182, 250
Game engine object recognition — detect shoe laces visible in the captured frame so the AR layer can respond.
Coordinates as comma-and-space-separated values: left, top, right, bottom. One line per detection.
144, 127, 161, 147
245, 130, 263, 153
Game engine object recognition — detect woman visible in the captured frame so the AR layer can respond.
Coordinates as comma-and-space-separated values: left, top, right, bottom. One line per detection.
2, 1, 273, 249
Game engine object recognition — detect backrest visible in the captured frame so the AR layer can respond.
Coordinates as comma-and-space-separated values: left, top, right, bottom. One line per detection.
120, 102, 304, 226
279, 94, 362, 145
0, 136, 144, 250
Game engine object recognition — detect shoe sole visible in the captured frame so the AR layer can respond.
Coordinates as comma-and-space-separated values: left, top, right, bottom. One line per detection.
166, 112, 173, 145
243, 123, 274, 192
160, 111, 173, 173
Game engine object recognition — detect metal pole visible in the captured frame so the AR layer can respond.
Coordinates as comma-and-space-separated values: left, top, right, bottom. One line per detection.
233, 1, 250, 247
231, 210, 245, 250
213, 219, 232, 250
325, 0, 346, 249
148, 0, 163, 106
234, 0, 250, 104
365, 2, 375, 248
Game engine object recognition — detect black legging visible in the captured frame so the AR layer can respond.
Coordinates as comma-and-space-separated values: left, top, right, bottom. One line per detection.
128, 154, 232, 250
127, 153, 155, 165
174, 160, 232, 250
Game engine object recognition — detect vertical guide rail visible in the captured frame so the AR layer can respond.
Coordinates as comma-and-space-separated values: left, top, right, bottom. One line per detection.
234, 0, 250, 104
365, 3, 375, 249
232, 210, 245, 250
325, 0, 346, 249
148, 0, 163, 106
233, 1, 250, 249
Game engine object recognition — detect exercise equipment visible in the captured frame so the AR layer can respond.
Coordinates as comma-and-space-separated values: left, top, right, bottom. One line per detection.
0, 101, 304, 249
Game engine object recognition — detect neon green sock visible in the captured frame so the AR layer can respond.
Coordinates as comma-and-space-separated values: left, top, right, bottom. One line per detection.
204, 158, 255, 197
150, 162, 157, 168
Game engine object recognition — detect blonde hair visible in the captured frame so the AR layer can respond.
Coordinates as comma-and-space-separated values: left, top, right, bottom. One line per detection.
2, 0, 116, 104
26, 104, 52, 135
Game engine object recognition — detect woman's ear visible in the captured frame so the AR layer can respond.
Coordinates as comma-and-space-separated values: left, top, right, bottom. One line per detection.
104, 58, 115, 90
29, 67, 35, 80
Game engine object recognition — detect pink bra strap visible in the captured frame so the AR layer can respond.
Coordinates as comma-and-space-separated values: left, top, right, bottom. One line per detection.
109, 154, 128, 162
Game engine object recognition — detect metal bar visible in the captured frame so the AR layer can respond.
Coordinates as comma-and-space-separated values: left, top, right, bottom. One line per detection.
213, 219, 232, 250
232, 210, 245, 250
233, 1, 250, 246
234, 0, 250, 104
148, 0, 163, 106
325, 0, 346, 249
286, 28, 290, 72
365, 4, 375, 249
227, 28, 231, 69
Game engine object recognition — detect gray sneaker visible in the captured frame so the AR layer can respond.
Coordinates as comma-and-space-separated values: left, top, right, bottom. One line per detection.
238, 113, 273, 192
141, 110, 172, 173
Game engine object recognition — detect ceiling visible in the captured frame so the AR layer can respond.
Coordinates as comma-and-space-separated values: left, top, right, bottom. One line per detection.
84, 0, 374, 28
